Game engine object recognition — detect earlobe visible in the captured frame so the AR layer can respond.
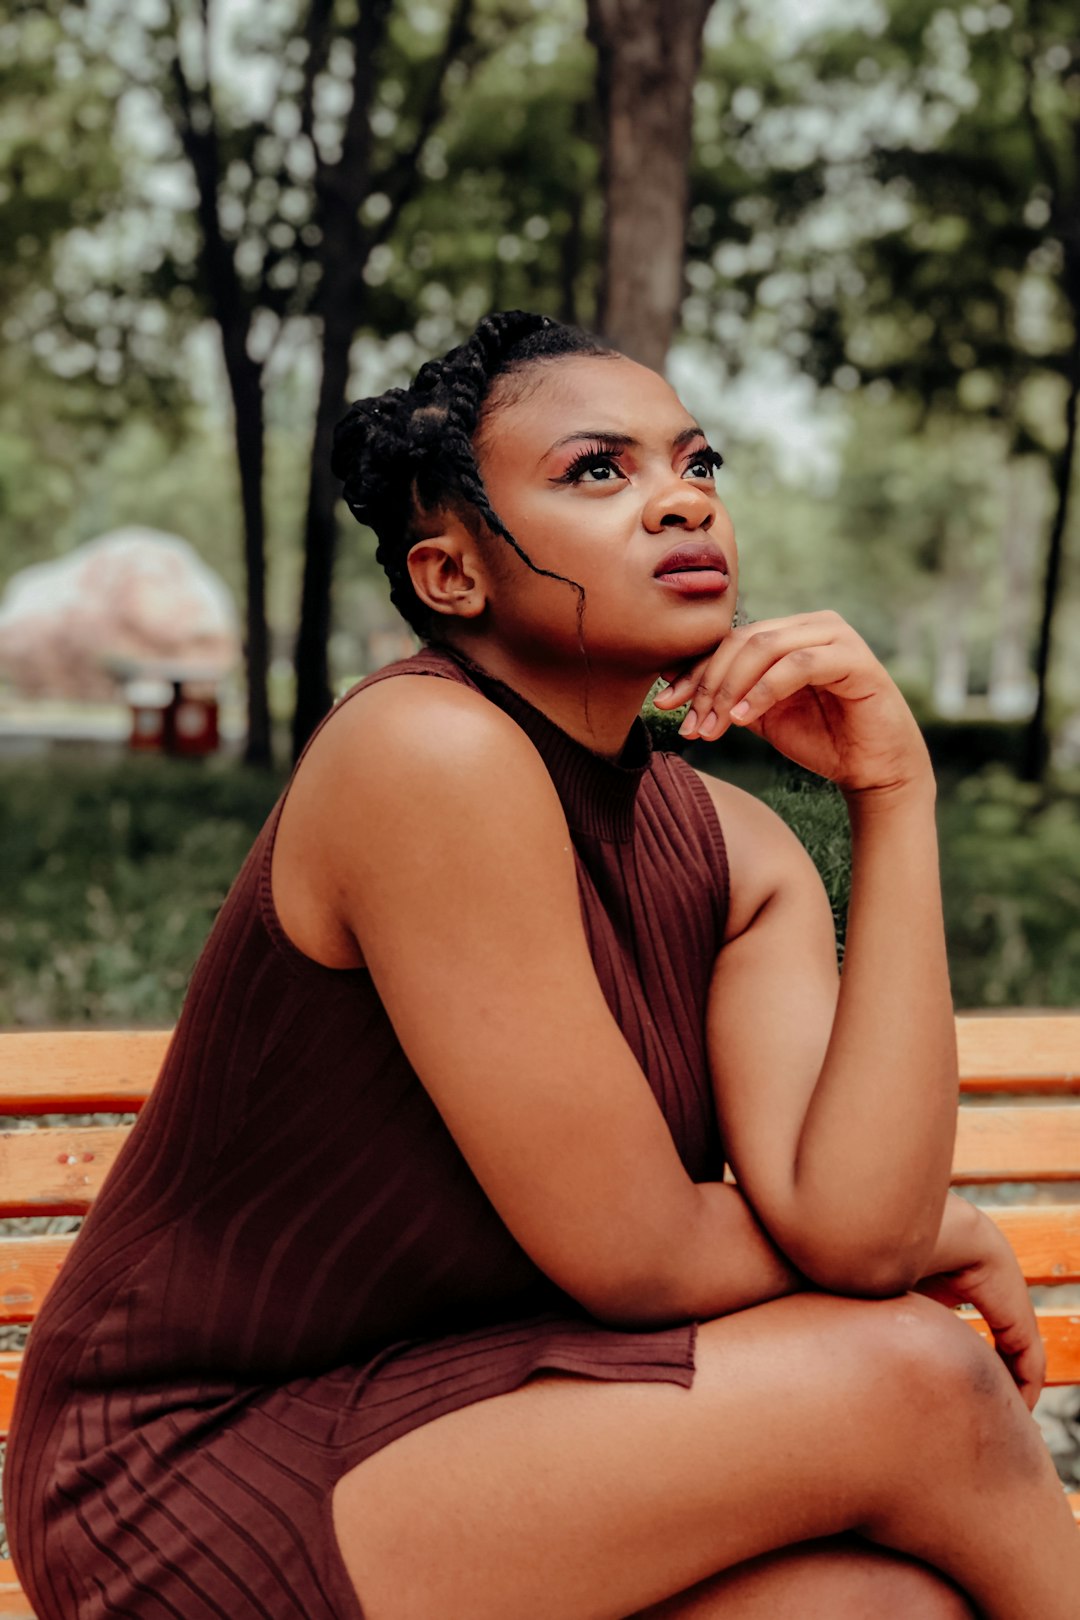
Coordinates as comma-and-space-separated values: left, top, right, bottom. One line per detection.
406, 538, 488, 622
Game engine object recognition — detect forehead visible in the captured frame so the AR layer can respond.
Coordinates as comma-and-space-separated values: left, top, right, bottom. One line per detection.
483, 355, 697, 450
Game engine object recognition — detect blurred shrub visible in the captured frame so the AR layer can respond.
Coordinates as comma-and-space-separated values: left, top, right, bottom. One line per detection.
763, 767, 853, 966
937, 766, 1080, 1009
0, 758, 282, 1026
687, 752, 1079, 1009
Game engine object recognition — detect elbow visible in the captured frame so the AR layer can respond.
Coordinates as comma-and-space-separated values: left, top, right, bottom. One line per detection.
578, 1259, 692, 1331
798, 1240, 931, 1300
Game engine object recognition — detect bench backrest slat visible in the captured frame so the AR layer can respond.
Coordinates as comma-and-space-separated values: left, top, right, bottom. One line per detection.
952, 1106, 1080, 1181
0, 1126, 126, 1215
0, 1030, 169, 1113
0, 1238, 76, 1325
955, 1015, 1080, 1091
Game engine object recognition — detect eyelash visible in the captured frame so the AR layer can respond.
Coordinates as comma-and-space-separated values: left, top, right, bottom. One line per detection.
555, 441, 724, 485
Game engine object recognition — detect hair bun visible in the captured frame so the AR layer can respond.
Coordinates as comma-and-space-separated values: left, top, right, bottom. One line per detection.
330, 400, 373, 482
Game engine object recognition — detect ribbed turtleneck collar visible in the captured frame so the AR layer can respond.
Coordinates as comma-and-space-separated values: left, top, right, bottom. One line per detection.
431, 645, 653, 843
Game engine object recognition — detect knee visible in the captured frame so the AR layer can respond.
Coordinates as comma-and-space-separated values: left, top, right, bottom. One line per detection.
849, 1293, 1046, 1477
872, 1557, 976, 1618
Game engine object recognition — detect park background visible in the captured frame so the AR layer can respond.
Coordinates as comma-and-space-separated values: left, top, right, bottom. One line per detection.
1, 0, 1078, 1027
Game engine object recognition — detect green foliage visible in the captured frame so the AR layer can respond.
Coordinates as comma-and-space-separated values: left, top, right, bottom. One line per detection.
763, 770, 853, 964
696, 755, 1080, 1007
937, 764, 1080, 1008
0, 758, 282, 1026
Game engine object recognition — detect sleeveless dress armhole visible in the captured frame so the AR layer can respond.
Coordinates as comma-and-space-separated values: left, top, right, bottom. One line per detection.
253, 656, 472, 976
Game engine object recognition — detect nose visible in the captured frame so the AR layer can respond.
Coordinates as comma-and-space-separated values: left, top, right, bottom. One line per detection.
642, 481, 714, 533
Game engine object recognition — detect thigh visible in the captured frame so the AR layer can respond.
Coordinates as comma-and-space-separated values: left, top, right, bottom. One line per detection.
633, 1535, 975, 1619
330, 1292, 981, 1620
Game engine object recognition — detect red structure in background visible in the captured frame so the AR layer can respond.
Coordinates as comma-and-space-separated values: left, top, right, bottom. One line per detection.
126, 671, 221, 757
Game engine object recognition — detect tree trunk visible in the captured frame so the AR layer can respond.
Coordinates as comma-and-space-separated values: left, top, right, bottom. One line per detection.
167, 39, 273, 768
291, 0, 474, 757
291, 0, 392, 759
1021, 320, 1079, 782
291, 310, 354, 757
585, 0, 714, 372
223, 342, 273, 767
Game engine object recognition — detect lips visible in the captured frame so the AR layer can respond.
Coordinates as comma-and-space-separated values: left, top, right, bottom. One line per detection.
653, 542, 729, 578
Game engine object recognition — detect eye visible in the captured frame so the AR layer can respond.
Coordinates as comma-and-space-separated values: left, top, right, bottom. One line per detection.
573, 455, 623, 483
553, 442, 629, 486
684, 447, 723, 480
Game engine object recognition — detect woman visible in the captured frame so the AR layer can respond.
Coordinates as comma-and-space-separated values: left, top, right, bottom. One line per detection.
6, 311, 1079, 1619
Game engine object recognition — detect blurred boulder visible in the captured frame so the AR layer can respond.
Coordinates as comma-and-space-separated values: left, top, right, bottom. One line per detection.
0, 528, 240, 700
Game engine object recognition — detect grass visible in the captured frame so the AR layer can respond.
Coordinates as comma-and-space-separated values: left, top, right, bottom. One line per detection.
0, 755, 283, 1027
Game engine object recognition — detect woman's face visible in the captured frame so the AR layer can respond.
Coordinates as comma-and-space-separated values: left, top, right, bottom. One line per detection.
461, 354, 739, 674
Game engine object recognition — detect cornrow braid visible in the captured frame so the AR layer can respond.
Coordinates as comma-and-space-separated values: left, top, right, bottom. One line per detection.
331, 311, 617, 645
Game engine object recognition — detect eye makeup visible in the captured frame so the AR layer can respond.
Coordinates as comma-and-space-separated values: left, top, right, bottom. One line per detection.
551, 438, 723, 486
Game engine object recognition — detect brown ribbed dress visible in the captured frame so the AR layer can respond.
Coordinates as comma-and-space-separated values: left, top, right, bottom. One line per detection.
5, 643, 730, 1620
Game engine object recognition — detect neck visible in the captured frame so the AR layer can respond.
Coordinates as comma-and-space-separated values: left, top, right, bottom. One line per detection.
435, 634, 657, 761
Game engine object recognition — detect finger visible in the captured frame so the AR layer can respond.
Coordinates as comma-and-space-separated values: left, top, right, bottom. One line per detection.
996, 1331, 1045, 1411
652, 659, 711, 707
697, 643, 851, 740
680, 620, 851, 739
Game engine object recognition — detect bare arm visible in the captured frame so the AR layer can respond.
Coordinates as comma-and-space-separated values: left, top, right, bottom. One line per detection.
287, 675, 798, 1329
654, 612, 958, 1302
692, 775, 955, 1299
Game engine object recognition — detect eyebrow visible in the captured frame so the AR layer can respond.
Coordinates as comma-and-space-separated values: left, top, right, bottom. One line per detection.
541, 425, 708, 460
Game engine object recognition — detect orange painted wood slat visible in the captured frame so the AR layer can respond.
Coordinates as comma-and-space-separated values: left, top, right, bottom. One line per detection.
987, 1206, 1080, 1284
0, 1030, 169, 1113
966, 1309, 1080, 1384
0, 1126, 127, 1216
952, 1106, 1080, 1181
0, 1237, 75, 1326
0, 1350, 20, 1433
0, 1017, 1074, 1109
0, 1570, 33, 1620
7, 1109, 1078, 1217
956, 1014, 1080, 1093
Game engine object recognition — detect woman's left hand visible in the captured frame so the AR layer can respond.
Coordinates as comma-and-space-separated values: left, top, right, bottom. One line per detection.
653, 610, 930, 796
915, 1199, 1046, 1412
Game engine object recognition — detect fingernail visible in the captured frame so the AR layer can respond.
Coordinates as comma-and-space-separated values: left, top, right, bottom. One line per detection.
678, 712, 697, 737
699, 715, 719, 739
730, 700, 750, 721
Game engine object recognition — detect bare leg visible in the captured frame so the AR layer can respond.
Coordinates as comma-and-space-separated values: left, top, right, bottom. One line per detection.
331, 1293, 1080, 1620
633, 1535, 975, 1618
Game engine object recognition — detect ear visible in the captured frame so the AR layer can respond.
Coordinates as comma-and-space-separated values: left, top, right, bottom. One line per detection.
406, 518, 490, 624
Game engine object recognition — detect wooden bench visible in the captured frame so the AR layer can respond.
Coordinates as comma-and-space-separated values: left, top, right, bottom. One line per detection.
2, 1016, 1079, 1614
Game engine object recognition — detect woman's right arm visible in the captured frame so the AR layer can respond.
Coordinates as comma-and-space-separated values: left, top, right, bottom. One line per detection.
288, 675, 801, 1329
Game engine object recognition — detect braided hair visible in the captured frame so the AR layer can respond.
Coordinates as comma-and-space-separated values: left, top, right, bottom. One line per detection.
331, 311, 617, 646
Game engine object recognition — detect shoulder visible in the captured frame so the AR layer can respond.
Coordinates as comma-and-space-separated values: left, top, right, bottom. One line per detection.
686, 765, 830, 943
289, 671, 567, 848
270, 672, 570, 970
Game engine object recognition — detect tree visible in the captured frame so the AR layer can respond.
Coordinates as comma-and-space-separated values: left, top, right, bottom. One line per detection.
159, 0, 477, 764
291, 0, 478, 756
584, 0, 715, 371
684, 0, 1079, 778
